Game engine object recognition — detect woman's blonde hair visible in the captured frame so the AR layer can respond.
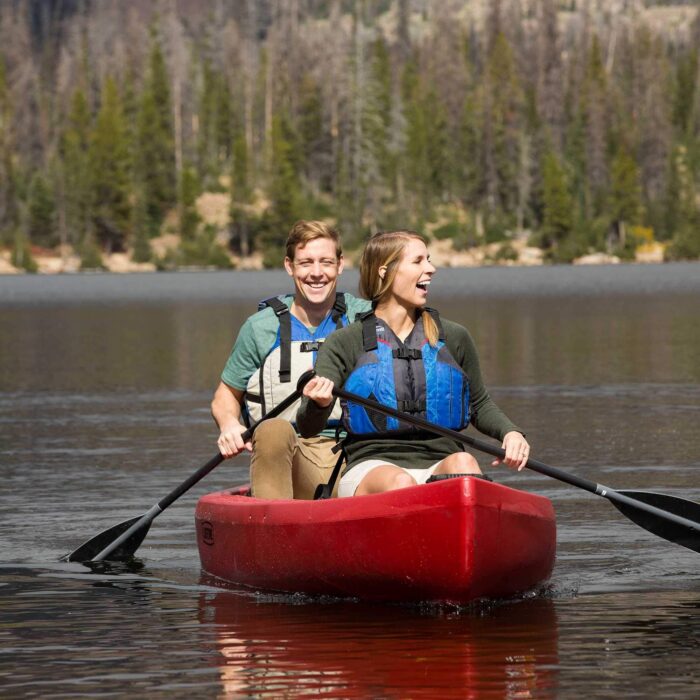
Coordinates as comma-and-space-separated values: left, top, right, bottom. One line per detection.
359, 230, 439, 346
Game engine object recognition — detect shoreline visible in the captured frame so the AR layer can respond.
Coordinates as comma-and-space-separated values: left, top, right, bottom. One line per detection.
0, 238, 672, 275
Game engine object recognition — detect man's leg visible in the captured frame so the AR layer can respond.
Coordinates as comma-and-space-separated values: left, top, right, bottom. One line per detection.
250, 418, 296, 499
292, 436, 339, 500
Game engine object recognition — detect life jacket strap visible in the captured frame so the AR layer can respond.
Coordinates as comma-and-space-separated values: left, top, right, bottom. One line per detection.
259, 296, 292, 383
300, 341, 323, 352
392, 348, 422, 360
397, 399, 427, 413
359, 311, 378, 351
331, 292, 347, 329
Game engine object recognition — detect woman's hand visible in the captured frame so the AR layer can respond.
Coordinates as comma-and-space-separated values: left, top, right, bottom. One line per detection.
491, 431, 530, 471
303, 375, 335, 408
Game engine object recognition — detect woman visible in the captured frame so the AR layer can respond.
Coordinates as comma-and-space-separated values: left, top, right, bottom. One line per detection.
296, 230, 530, 497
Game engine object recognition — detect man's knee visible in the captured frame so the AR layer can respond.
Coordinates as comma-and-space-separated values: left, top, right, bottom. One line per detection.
252, 418, 296, 456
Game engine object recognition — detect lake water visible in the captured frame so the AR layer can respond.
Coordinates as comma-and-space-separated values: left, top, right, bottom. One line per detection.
1, 263, 700, 698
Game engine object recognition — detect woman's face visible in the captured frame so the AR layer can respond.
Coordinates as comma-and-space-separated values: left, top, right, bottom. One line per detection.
382, 237, 435, 309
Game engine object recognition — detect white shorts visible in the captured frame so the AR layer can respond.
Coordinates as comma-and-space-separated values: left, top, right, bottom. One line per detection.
338, 458, 444, 498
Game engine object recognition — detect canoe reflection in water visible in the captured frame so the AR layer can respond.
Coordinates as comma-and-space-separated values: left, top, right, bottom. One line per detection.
199, 588, 559, 699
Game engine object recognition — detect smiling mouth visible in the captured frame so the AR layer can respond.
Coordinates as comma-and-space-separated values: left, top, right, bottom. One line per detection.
416, 281, 431, 291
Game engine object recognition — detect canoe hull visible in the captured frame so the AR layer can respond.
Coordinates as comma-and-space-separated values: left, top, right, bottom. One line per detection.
195, 477, 556, 604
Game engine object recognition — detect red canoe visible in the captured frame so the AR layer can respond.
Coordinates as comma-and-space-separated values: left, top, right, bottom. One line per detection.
195, 476, 556, 604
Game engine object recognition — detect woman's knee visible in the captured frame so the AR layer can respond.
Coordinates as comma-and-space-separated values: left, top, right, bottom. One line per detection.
355, 465, 416, 495
387, 471, 417, 492
435, 452, 481, 475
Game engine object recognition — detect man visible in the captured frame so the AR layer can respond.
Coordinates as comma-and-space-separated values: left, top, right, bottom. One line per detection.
211, 220, 370, 499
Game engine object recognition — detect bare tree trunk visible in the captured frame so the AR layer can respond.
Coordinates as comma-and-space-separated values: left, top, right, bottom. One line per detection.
395, 0, 411, 60
352, 0, 365, 226
537, 0, 564, 150
264, 47, 273, 172
330, 0, 342, 196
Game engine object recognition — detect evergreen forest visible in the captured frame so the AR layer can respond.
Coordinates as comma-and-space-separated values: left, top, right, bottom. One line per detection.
1, 0, 699, 270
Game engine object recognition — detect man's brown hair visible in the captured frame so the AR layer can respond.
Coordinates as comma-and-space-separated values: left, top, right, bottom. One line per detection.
285, 220, 342, 260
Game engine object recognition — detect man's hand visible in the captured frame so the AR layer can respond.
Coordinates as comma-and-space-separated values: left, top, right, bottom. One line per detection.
217, 421, 253, 458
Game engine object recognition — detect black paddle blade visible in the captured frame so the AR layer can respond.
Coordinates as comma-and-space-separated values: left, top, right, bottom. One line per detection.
60, 515, 150, 563
614, 490, 700, 554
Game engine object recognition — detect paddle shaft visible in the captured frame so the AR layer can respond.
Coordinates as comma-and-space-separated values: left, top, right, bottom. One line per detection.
91, 381, 307, 562
332, 387, 700, 535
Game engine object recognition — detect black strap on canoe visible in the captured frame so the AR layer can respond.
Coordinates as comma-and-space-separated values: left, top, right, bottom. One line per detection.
314, 441, 347, 500
260, 296, 292, 383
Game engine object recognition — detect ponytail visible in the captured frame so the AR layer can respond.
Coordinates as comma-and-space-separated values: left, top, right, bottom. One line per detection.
422, 309, 439, 347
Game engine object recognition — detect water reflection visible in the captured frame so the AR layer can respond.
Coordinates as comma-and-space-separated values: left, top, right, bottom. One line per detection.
2, 266, 700, 697
200, 587, 559, 699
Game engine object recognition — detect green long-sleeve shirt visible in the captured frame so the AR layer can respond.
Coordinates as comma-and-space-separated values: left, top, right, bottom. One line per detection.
296, 317, 522, 471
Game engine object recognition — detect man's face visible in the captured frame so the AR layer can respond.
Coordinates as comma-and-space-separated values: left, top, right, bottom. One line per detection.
284, 238, 344, 307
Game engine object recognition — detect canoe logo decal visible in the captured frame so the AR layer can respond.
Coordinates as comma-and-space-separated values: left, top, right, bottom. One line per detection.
201, 521, 215, 546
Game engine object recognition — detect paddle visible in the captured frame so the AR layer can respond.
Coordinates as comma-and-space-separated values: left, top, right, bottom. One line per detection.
62, 370, 315, 563
331, 386, 700, 554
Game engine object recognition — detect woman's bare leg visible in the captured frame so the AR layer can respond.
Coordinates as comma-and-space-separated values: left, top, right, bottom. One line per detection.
432, 452, 481, 476
354, 465, 417, 496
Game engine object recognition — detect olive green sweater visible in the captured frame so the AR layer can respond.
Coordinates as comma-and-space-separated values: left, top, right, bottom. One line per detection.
296, 317, 522, 471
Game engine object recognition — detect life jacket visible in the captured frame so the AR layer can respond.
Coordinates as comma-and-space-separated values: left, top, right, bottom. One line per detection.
245, 293, 349, 426
341, 310, 470, 437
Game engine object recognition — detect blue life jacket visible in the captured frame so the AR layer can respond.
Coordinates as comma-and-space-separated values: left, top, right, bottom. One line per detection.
245, 293, 349, 426
341, 310, 471, 436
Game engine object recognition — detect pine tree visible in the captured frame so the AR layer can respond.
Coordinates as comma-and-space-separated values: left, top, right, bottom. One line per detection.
59, 89, 92, 248
298, 73, 326, 191
365, 37, 394, 205
11, 230, 38, 272
481, 32, 525, 219
26, 172, 57, 247
197, 60, 218, 183
261, 113, 303, 266
179, 165, 201, 241
131, 191, 152, 263
458, 90, 483, 212
665, 145, 700, 260
579, 36, 609, 218
135, 35, 176, 236
672, 47, 697, 137
608, 147, 643, 252
267, 113, 302, 229
229, 133, 253, 256
79, 231, 105, 270
89, 76, 131, 252
540, 150, 574, 258
402, 61, 449, 221
0, 55, 18, 245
